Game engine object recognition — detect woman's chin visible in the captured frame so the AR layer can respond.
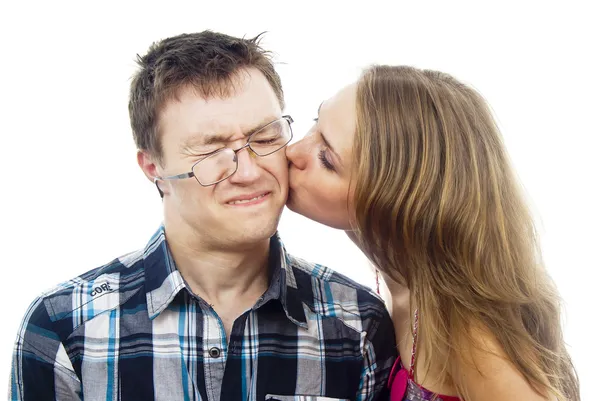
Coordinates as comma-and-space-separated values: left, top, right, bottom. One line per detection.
287, 194, 350, 230
285, 189, 307, 217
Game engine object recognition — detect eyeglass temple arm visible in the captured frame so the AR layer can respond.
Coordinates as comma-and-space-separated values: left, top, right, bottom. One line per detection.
153, 172, 195, 198
154, 172, 195, 182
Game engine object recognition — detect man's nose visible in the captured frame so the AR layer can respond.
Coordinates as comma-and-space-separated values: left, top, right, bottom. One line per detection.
229, 147, 261, 184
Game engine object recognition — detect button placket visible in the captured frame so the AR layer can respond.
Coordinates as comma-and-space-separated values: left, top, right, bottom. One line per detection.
203, 308, 227, 401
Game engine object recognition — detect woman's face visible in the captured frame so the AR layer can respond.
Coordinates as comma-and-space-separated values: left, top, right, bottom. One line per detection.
286, 83, 357, 230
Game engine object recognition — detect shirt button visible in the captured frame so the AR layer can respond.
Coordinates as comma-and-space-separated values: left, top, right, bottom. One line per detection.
209, 347, 221, 358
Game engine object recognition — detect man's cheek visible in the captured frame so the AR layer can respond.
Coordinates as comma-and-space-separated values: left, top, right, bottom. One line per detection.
265, 156, 289, 183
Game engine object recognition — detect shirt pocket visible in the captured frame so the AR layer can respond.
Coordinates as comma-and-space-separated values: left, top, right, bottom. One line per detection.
265, 395, 350, 401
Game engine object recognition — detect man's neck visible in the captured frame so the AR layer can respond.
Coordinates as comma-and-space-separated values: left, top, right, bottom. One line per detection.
164, 223, 271, 309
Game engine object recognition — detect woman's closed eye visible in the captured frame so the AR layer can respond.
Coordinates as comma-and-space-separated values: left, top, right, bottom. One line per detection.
312, 116, 336, 171
318, 149, 335, 171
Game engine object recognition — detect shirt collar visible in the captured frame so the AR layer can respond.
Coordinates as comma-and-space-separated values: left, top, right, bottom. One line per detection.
143, 226, 310, 328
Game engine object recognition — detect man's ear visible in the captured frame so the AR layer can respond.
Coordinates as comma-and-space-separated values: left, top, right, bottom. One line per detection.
137, 150, 165, 198
137, 150, 160, 183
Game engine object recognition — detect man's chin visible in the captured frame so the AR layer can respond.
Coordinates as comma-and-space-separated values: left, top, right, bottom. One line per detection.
232, 222, 279, 246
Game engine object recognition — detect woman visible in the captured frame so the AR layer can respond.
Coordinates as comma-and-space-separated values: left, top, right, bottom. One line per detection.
286, 65, 579, 401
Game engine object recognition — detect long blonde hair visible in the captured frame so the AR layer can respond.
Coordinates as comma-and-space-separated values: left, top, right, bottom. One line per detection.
352, 65, 579, 400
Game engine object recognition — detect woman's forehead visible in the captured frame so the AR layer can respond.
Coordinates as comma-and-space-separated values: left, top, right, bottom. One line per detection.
320, 83, 357, 157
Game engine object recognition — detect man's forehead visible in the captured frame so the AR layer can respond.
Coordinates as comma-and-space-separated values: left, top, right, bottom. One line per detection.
159, 71, 282, 148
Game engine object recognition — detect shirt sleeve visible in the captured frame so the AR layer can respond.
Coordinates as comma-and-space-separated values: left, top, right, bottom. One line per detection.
9, 297, 82, 401
355, 304, 398, 401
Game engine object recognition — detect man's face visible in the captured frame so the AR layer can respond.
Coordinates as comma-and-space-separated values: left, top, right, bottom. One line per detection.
148, 68, 288, 248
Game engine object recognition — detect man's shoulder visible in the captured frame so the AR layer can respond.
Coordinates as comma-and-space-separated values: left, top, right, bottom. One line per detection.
287, 253, 377, 294
286, 253, 389, 328
24, 248, 148, 337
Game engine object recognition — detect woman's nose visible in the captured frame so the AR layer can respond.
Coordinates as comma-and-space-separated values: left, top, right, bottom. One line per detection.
286, 139, 308, 170
285, 136, 311, 169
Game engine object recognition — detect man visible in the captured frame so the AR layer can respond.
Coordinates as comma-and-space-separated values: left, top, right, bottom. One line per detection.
10, 31, 396, 401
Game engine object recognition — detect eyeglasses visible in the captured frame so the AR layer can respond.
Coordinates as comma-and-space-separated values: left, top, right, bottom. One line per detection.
154, 115, 293, 196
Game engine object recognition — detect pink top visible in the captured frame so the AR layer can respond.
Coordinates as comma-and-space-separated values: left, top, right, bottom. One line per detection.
388, 310, 461, 401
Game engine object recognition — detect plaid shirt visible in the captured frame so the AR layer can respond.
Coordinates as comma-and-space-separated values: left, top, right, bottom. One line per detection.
10, 226, 397, 401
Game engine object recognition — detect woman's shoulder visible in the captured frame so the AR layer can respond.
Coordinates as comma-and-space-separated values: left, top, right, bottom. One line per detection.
454, 323, 551, 400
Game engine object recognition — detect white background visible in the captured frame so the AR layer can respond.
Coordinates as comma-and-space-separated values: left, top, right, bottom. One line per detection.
1, 1, 598, 399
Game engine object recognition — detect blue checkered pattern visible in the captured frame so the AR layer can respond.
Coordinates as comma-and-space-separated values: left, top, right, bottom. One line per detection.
10, 226, 397, 401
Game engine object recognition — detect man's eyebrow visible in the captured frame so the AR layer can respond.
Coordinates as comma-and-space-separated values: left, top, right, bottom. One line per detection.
181, 116, 279, 150
180, 134, 225, 151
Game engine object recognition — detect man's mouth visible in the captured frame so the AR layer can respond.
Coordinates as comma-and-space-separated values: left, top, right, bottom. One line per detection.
226, 192, 270, 205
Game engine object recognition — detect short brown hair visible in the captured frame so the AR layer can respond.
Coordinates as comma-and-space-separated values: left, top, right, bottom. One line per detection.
128, 31, 284, 163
